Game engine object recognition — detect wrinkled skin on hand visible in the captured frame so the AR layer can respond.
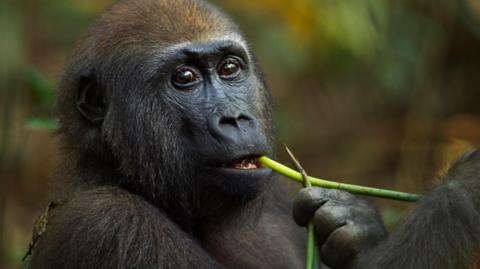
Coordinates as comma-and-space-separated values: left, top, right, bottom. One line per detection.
293, 188, 387, 269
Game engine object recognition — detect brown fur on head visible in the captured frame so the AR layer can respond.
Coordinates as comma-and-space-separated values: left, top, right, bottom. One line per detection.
103, 0, 240, 44
52, 0, 274, 227
57, 0, 244, 154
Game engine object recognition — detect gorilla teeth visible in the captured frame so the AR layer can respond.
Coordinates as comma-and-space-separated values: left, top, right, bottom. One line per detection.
225, 157, 263, 169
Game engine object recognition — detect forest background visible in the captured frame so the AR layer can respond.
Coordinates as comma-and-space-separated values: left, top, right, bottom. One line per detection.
1, 0, 480, 268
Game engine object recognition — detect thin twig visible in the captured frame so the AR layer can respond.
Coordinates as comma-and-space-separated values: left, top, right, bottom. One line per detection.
285, 146, 311, 188
285, 146, 319, 269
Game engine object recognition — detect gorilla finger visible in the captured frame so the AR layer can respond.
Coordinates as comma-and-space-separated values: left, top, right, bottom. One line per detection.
320, 224, 364, 268
312, 201, 351, 244
347, 200, 383, 223
293, 187, 329, 226
293, 187, 356, 226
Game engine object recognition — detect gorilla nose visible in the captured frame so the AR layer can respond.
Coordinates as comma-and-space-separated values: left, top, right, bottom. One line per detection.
208, 113, 258, 142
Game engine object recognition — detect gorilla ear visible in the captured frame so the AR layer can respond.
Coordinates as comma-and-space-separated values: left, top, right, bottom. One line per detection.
76, 74, 107, 124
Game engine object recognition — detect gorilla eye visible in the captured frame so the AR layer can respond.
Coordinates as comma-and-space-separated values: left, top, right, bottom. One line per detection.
218, 58, 242, 79
172, 67, 200, 88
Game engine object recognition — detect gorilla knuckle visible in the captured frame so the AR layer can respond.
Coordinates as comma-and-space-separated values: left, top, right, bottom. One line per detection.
313, 202, 349, 228
310, 196, 385, 264
321, 225, 361, 267
293, 187, 328, 226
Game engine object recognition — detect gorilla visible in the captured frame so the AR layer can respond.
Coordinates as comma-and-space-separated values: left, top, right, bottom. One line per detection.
29, 0, 480, 268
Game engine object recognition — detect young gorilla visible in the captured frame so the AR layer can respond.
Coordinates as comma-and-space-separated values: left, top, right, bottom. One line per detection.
29, 0, 480, 268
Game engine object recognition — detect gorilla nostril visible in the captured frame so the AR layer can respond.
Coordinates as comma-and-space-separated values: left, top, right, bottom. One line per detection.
209, 113, 258, 142
219, 114, 253, 127
219, 117, 238, 127
238, 114, 252, 122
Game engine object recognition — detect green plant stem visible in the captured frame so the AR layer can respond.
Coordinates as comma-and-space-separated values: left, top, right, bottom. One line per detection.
259, 156, 420, 202
306, 222, 316, 269
284, 147, 320, 269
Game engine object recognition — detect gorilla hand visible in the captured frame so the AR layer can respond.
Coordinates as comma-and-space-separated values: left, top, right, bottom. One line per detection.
293, 188, 387, 269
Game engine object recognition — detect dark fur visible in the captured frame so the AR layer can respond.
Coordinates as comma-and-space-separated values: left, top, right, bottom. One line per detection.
356, 150, 480, 269
30, 0, 304, 268
29, 0, 480, 268
52, 0, 274, 227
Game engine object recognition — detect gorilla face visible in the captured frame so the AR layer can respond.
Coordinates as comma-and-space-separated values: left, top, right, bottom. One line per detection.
103, 39, 274, 200
159, 40, 274, 192
59, 0, 275, 223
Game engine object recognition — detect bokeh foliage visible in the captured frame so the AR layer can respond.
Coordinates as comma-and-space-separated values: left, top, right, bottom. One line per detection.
1, 0, 480, 268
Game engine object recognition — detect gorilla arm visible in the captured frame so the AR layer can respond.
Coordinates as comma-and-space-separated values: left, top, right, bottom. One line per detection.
30, 187, 225, 269
294, 150, 480, 269
355, 150, 480, 269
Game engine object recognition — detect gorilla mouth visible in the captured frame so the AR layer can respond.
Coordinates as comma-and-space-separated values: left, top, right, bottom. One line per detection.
222, 156, 265, 170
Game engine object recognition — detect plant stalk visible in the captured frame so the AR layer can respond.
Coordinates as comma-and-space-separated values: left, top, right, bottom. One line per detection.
259, 156, 420, 202
284, 147, 321, 269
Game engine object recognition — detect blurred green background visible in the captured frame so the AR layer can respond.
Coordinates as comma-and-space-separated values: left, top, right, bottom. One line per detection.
1, 0, 480, 268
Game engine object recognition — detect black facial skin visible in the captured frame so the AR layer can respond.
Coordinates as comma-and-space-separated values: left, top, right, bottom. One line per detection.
74, 39, 274, 226
148, 40, 274, 218
28, 0, 480, 269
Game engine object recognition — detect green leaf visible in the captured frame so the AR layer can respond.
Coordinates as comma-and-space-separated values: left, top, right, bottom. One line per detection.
24, 118, 58, 131
24, 67, 55, 108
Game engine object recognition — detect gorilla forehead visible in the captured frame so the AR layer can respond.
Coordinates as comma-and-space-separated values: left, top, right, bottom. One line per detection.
92, 0, 242, 49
